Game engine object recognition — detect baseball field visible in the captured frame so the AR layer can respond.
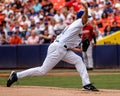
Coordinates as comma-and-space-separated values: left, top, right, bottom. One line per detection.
0, 69, 120, 96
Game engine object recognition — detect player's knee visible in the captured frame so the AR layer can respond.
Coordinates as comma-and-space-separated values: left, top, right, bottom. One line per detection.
74, 57, 83, 64
40, 71, 47, 75
37, 67, 48, 75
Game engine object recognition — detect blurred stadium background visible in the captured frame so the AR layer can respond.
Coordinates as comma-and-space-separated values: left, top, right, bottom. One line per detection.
0, 0, 120, 69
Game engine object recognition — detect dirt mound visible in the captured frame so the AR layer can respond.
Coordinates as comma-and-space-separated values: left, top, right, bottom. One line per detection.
0, 86, 120, 96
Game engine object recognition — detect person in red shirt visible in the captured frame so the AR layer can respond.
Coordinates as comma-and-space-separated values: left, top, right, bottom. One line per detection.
70, 10, 96, 70
65, 0, 82, 12
82, 23, 96, 44
10, 32, 22, 45
82, 21, 96, 70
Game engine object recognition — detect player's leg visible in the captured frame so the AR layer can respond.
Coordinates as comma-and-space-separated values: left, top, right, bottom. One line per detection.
62, 50, 90, 86
62, 50, 98, 91
7, 43, 67, 87
86, 42, 93, 69
17, 49, 67, 78
82, 51, 88, 68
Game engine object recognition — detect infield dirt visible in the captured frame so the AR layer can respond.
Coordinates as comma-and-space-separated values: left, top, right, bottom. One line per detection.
0, 86, 120, 96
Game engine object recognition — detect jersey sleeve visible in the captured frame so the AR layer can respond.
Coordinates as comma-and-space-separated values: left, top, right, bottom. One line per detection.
76, 19, 84, 27
70, 19, 84, 28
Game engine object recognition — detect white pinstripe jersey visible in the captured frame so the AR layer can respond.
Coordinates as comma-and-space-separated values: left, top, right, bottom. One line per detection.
55, 18, 83, 48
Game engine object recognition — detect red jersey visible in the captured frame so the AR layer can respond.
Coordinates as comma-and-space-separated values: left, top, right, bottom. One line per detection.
82, 24, 95, 42
65, 1, 81, 12
10, 36, 22, 45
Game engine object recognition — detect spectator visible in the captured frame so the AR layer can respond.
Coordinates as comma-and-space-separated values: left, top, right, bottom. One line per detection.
35, 22, 41, 35
95, 12, 110, 34
100, 12, 109, 27
13, 0, 23, 10
99, 0, 105, 11
82, 19, 96, 70
93, 25, 103, 40
33, 0, 42, 13
107, 12, 115, 26
30, 24, 36, 31
54, 9, 65, 23
47, 8, 55, 17
0, 24, 9, 45
111, 21, 120, 32
103, 1, 114, 15
104, 25, 113, 36
29, 19, 36, 28
92, 4, 103, 20
26, 30, 39, 44
42, 0, 53, 15
39, 29, 51, 44
38, 9, 45, 19
2, 5, 14, 17
114, 11, 120, 27
39, 17, 46, 33
0, 31, 9, 45
65, 0, 81, 12
25, 23, 36, 39
2, 21, 10, 39
54, 18, 66, 35
39, 21, 55, 44
10, 32, 22, 45
66, 7, 76, 25
48, 18, 56, 36
62, 7, 70, 25
21, 24, 29, 41
114, 0, 120, 11
29, 8, 38, 22
12, 25, 23, 37
5, 13, 15, 25
19, 15, 30, 27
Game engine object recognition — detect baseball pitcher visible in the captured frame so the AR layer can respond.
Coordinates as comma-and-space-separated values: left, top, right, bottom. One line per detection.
6, 2, 98, 91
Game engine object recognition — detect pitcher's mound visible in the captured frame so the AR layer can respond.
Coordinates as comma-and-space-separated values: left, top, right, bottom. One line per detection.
0, 86, 120, 96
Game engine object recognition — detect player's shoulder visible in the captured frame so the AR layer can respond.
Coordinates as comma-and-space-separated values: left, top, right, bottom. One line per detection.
74, 18, 82, 22
70, 18, 83, 27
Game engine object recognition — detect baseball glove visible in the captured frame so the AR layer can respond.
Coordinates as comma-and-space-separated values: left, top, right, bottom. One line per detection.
82, 38, 90, 52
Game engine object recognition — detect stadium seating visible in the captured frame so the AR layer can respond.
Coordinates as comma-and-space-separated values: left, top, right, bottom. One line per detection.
0, 14, 5, 24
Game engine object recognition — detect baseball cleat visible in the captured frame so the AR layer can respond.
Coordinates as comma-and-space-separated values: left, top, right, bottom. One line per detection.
6, 71, 18, 87
82, 84, 99, 91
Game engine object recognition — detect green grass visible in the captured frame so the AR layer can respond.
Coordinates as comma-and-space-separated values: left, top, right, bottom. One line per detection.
90, 74, 120, 89
0, 74, 120, 90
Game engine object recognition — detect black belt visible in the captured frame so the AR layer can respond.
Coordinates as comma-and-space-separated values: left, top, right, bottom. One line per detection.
55, 40, 67, 49
64, 45, 67, 49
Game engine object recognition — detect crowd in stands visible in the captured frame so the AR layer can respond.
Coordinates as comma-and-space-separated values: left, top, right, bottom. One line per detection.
0, 0, 120, 45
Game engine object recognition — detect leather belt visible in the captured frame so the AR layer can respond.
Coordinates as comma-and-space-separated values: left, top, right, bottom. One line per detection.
64, 45, 67, 48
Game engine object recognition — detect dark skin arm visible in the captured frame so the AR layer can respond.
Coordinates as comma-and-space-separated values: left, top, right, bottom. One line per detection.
69, 47, 83, 53
81, 3, 88, 25
68, 46, 83, 53
69, 3, 88, 53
